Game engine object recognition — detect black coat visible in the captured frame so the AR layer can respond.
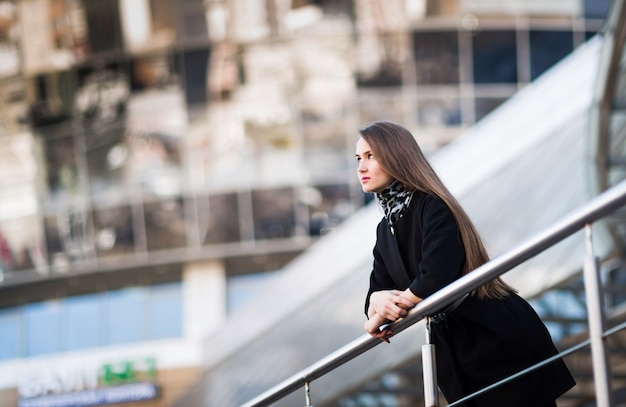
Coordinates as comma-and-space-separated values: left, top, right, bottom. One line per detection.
365, 191, 575, 406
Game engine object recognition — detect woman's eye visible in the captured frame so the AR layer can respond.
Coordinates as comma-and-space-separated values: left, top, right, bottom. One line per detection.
368, 153, 374, 159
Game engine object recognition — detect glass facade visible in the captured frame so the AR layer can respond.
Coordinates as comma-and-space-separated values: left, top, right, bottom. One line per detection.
0, 282, 182, 360
0, 0, 610, 352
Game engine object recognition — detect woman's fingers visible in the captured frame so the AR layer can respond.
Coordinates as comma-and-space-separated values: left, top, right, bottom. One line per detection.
371, 328, 393, 343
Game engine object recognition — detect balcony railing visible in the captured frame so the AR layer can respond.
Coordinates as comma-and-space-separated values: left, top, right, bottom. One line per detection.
241, 178, 626, 407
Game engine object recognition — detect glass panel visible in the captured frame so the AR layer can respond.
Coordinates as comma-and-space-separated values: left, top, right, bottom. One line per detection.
25, 300, 62, 356
356, 32, 405, 87
150, 282, 182, 339
44, 209, 95, 270
120, 0, 177, 52
126, 54, 186, 199
529, 30, 573, 80
417, 96, 462, 127
106, 287, 145, 345
82, 0, 124, 55
474, 97, 508, 122
0, 76, 28, 136
314, 0, 352, 16
251, 187, 296, 240
358, 91, 410, 126
607, 111, 626, 186
413, 31, 459, 85
132, 130, 184, 199
176, 0, 209, 42
295, 30, 355, 180
301, 115, 351, 181
85, 123, 128, 202
39, 127, 80, 201
0, 307, 21, 360
177, 47, 211, 108
227, 272, 276, 314
76, 61, 131, 203
472, 30, 518, 84
65, 294, 101, 350
92, 205, 135, 257
0, 215, 45, 273
583, 0, 611, 19
302, 184, 357, 236
129, 52, 180, 92
198, 192, 241, 245
18, 0, 88, 75
28, 71, 76, 127
0, 1, 19, 79
144, 198, 187, 251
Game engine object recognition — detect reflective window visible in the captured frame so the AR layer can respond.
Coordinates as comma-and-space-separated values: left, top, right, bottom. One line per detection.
121, 0, 176, 52
176, 0, 209, 42
65, 294, 101, 350
417, 96, 462, 127
529, 30, 573, 80
82, 0, 124, 55
144, 198, 187, 251
44, 209, 95, 269
413, 31, 459, 85
92, 205, 135, 257
302, 115, 352, 180
199, 193, 241, 245
0, 1, 19, 79
106, 288, 145, 345
358, 92, 410, 128
177, 48, 211, 107
252, 188, 296, 240
0, 283, 182, 359
18, 1, 87, 75
303, 184, 356, 236
28, 72, 75, 128
0, 307, 21, 361
0, 215, 44, 273
583, 0, 611, 19
472, 30, 518, 84
25, 301, 62, 356
357, 32, 405, 87
39, 127, 80, 201
227, 272, 276, 314
150, 283, 182, 339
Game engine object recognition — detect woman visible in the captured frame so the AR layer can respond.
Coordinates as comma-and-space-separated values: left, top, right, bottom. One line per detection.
356, 121, 575, 406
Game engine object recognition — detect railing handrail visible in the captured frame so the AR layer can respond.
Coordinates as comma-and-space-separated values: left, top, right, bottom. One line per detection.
241, 178, 626, 407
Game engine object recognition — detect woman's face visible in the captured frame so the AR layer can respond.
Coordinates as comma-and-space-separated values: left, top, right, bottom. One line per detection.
356, 137, 394, 193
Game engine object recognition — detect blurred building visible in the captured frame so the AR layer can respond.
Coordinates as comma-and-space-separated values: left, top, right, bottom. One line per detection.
0, 0, 611, 406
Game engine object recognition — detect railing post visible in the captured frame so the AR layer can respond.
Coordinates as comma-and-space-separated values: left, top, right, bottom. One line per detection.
583, 224, 614, 407
422, 317, 439, 407
304, 381, 314, 407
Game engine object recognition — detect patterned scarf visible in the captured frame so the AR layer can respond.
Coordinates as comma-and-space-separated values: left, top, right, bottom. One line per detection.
376, 180, 413, 233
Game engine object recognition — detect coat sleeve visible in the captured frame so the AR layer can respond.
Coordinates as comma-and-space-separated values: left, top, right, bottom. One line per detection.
408, 196, 466, 299
364, 222, 397, 316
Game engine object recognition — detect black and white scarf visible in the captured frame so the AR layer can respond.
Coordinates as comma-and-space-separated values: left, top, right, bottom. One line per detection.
377, 180, 413, 233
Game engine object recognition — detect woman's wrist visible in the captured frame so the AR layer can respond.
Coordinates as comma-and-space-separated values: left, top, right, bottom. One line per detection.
402, 288, 422, 303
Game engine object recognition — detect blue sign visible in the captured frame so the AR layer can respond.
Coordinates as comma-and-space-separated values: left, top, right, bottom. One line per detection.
18, 382, 158, 407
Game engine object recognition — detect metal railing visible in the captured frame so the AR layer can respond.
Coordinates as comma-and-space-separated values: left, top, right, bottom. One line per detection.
241, 178, 626, 407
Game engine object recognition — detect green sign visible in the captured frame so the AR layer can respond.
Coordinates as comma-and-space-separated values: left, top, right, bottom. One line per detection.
100, 358, 156, 386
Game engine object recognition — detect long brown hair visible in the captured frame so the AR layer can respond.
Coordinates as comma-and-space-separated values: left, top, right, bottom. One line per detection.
359, 121, 515, 300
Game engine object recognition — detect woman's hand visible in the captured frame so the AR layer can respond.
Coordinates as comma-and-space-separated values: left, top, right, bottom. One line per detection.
364, 289, 423, 342
369, 290, 416, 321
364, 314, 394, 343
